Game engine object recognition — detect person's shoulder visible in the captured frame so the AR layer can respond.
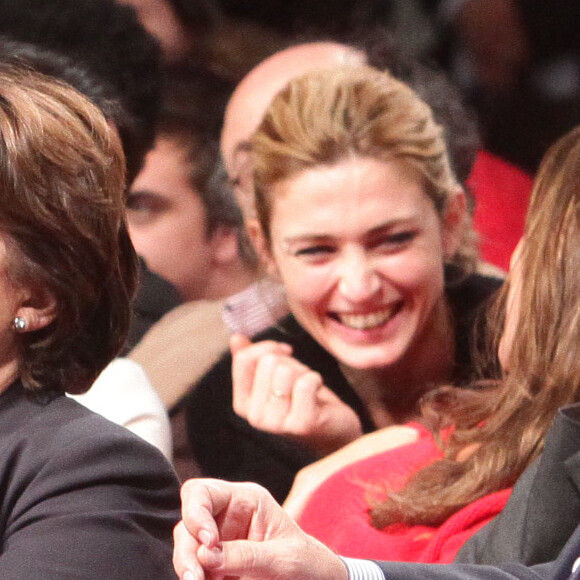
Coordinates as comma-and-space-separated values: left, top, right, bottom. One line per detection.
70, 357, 173, 459
4, 385, 176, 483
130, 299, 231, 410
0, 384, 180, 580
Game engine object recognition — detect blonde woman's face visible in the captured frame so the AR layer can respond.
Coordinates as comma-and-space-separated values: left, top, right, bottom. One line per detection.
262, 156, 463, 370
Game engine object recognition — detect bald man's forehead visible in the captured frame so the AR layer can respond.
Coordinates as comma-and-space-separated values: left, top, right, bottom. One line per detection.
220, 42, 364, 176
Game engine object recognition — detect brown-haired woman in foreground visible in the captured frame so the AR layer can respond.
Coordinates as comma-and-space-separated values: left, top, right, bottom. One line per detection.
174, 125, 580, 580
187, 65, 502, 501
0, 64, 179, 578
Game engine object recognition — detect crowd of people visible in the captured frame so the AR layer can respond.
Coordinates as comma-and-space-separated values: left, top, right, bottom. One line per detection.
1, 1, 580, 579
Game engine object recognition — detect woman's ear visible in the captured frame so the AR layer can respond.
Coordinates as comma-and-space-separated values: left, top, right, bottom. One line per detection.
442, 189, 467, 259
208, 225, 241, 267
14, 284, 57, 333
246, 218, 279, 278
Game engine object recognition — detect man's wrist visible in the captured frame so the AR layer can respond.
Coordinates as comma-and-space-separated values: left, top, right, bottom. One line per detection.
340, 557, 385, 580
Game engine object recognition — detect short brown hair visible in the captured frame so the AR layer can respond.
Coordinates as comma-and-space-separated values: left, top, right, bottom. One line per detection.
0, 64, 138, 394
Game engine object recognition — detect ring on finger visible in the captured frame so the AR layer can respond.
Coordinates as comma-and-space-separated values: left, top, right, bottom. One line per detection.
272, 387, 289, 398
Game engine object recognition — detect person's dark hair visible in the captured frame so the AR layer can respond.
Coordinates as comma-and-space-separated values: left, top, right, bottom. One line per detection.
352, 28, 481, 189
213, 0, 394, 39
0, 0, 161, 183
0, 64, 138, 395
158, 64, 257, 266
0, 37, 123, 124
168, 0, 218, 30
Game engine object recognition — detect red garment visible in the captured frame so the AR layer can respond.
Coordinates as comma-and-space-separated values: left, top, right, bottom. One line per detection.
468, 151, 533, 272
297, 423, 511, 563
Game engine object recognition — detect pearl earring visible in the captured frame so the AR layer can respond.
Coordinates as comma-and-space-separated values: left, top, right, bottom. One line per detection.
12, 316, 26, 331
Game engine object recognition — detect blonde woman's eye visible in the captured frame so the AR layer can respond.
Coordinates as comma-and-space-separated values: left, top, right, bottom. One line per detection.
376, 231, 417, 250
294, 245, 334, 257
387, 231, 415, 244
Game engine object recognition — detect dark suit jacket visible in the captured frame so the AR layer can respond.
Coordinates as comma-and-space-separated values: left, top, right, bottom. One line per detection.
377, 404, 580, 579
0, 380, 180, 579
456, 405, 580, 567
377, 528, 580, 579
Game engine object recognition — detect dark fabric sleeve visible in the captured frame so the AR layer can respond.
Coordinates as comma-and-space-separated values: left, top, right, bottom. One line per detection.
185, 351, 318, 503
377, 521, 580, 579
456, 405, 580, 567
0, 412, 180, 579
377, 561, 551, 580
185, 315, 372, 503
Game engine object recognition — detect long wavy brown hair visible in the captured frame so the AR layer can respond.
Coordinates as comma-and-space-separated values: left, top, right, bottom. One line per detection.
371, 125, 580, 527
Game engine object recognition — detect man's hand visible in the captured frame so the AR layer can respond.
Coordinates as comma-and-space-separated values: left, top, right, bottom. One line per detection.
173, 479, 349, 580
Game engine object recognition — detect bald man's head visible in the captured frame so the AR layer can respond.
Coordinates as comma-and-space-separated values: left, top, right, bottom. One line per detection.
221, 37, 479, 221
220, 41, 364, 214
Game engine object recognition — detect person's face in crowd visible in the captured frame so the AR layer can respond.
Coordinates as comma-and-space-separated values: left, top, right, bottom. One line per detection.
117, 0, 194, 62
127, 135, 219, 301
498, 239, 523, 371
260, 156, 463, 370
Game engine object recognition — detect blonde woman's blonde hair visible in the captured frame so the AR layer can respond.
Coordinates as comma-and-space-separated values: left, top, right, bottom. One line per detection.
250, 64, 476, 276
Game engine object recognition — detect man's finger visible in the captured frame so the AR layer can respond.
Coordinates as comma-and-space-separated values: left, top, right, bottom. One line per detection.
173, 521, 205, 580
180, 479, 227, 547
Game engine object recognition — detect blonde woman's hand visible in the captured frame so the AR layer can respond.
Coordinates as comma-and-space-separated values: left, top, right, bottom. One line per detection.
231, 334, 363, 456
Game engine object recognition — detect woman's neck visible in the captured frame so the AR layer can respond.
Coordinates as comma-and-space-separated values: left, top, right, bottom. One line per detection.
339, 297, 456, 428
0, 358, 19, 396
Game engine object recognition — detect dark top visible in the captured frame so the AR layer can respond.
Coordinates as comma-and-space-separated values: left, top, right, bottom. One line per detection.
377, 403, 580, 579
126, 258, 181, 351
0, 380, 180, 579
186, 271, 502, 502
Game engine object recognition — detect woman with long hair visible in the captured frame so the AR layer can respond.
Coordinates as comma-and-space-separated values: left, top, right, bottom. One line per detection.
174, 123, 580, 579
282, 123, 580, 562
186, 64, 502, 501
174, 125, 580, 580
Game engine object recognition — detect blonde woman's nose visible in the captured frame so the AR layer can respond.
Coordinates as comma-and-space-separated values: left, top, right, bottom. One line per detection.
337, 255, 381, 302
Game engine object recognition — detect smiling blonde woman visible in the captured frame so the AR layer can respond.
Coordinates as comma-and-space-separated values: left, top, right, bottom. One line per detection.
186, 65, 502, 502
